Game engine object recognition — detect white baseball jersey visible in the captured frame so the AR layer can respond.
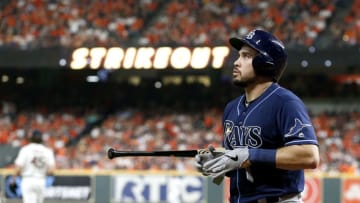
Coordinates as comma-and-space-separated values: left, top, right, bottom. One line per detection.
15, 143, 56, 178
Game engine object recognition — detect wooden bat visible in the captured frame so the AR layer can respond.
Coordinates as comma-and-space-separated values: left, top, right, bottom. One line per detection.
107, 147, 227, 185
107, 147, 225, 159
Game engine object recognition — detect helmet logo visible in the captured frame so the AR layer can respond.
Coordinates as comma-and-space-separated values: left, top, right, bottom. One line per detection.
245, 30, 256, 39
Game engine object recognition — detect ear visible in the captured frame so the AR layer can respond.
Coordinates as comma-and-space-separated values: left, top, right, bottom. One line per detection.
252, 54, 276, 77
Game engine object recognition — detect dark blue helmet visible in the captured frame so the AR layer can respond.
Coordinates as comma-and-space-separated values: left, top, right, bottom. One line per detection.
229, 29, 288, 82
30, 130, 43, 143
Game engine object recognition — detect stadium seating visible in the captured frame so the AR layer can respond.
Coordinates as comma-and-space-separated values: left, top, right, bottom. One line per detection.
1, 100, 359, 174
0, 0, 356, 48
0, 1, 359, 175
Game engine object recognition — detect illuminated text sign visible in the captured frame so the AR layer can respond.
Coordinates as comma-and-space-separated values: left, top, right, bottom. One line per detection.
70, 46, 230, 70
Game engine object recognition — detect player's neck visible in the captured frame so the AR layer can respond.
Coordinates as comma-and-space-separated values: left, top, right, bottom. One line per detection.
244, 81, 273, 103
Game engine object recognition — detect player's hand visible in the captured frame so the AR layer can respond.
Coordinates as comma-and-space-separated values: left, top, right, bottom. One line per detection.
195, 145, 224, 176
203, 147, 249, 179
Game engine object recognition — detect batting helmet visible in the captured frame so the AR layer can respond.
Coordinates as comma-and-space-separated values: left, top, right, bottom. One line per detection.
30, 130, 43, 143
229, 29, 287, 82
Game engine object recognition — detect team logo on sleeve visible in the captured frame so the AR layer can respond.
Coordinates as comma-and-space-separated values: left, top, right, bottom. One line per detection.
285, 118, 312, 137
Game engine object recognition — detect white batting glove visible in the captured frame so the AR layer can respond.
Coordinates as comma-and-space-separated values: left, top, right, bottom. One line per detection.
195, 145, 224, 176
203, 147, 249, 179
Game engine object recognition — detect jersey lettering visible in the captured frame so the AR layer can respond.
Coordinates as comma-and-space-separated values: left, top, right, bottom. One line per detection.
243, 126, 262, 147
224, 120, 262, 148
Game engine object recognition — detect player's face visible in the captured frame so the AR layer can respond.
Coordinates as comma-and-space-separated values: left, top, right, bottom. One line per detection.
232, 45, 258, 87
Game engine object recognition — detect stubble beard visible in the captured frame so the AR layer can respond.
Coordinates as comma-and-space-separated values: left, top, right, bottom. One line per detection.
232, 77, 256, 88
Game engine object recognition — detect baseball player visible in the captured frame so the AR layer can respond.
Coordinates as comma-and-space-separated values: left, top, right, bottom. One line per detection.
195, 29, 320, 203
14, 130, 56, 203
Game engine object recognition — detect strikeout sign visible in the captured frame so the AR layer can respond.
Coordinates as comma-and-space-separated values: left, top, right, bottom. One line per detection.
70, 46, 230, 70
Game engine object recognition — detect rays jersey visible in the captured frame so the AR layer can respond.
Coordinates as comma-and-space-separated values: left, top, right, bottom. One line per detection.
15, 143, 55, 179
222, 83, 318, 203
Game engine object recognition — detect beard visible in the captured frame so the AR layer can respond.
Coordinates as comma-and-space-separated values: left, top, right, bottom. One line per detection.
232, 76, 256, 88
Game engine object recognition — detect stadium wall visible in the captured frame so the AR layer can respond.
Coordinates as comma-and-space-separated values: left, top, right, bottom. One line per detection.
0, 169, 359, 203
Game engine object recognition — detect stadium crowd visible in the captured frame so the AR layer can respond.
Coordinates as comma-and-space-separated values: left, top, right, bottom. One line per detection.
0, 0, 355, 49
1, 100, 359, 175
0, 0, 359, 176
327, 0, 360, 47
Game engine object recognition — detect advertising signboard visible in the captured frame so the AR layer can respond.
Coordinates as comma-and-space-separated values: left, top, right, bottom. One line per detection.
112, 174, 205, 203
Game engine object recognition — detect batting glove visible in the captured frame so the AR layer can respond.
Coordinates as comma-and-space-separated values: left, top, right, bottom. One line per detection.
195, 145, 225, 176
203, 147, 249, 179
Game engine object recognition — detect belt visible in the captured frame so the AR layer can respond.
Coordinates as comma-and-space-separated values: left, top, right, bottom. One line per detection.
248, 196, 279, 203
249, 193, 301, 203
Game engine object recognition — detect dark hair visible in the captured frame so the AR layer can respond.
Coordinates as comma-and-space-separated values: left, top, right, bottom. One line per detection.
30, 130, 43, 143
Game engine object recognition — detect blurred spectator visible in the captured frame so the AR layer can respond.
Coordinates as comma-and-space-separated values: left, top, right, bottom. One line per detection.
139, 0, 334, 48
0, 0, 161, 49
0, 0, 340, 49
327, 0, 360, 47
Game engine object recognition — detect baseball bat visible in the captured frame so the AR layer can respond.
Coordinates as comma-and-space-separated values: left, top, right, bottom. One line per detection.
107, 147, 225, 159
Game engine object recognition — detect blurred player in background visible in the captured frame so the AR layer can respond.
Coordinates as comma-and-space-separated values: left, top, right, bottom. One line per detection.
195, 29, 320, 203
14, 130, 56, 203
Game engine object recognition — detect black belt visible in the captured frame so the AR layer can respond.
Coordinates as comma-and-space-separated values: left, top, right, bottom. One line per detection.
248, 193, 300, 203
248, 196, 279, 203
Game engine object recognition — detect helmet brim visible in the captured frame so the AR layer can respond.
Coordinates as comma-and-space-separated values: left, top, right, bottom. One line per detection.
229, 37, 244, 50
229, 37, 261, 54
